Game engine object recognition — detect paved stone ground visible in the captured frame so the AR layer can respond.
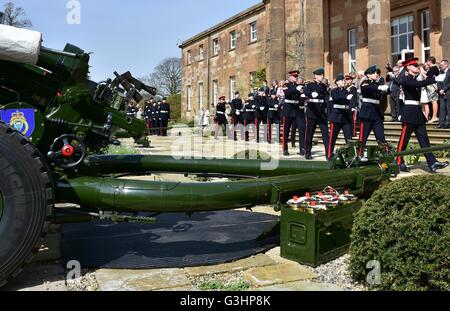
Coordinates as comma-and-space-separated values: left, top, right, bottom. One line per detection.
3, 133, 448, 291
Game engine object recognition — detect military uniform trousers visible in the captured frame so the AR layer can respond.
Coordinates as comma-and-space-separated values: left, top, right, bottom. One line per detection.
267, 116, 281, 144
305, 118, 329, 158
328, 122, 353, 160
397, 122, 437, 168
282, 114, 306, 154
358, 118, 386, 153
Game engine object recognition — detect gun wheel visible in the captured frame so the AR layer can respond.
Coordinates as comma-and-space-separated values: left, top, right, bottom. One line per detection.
0, 121, 54, 287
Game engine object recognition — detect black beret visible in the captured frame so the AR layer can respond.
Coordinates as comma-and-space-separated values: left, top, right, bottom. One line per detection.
364, 65, 378, 75
313, 67, 325, 75
335, 73, 345, 82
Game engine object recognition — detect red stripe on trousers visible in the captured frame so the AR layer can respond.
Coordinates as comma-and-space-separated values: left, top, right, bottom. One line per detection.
328, 122, 334, 160
282, 117, 286, 151
397, 123, 408, 165
358, 122, 364, 156
304, 119, 308, 152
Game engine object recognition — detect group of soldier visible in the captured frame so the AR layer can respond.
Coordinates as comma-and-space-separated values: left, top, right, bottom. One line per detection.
126, 98, 171, 136
214, 58, 449, 173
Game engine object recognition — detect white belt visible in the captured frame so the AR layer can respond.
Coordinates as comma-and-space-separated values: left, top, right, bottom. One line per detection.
362, 98, 380, 104
309, 99, 324, 103
160, 111, 168, 113
269, 108, 278, 111
404, 100, 420, 106
285, 99, 299, 104
333, 105, 349, 109
246, 109, 255, 112
216, 111, 225, 114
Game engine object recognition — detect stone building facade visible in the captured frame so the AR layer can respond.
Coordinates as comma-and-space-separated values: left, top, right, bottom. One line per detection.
180, 0, 450, 119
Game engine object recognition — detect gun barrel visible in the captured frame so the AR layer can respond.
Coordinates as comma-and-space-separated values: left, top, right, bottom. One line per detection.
40, 46, 81, 59
394, 145, 450, 157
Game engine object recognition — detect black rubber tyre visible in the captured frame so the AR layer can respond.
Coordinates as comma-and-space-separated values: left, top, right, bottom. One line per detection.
0, 121, 53, 287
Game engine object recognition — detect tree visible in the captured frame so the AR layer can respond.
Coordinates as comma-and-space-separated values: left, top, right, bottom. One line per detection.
286, 0, 306, 77
1, 2, 32, 28
146, 57, 182, 97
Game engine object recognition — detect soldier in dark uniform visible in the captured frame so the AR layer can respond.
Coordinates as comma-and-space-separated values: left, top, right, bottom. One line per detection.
327, 74, 356, 160
267, 89, 281, 144
126, 101, 138, 117
243, 93, 256, 142
282, 70, 306, 156
255, 89, 268, 143
144, 100, 153, 134
358, 65, 389, 160
304, 68, 330, 160
344, 74, 359, 137
231, 92, 244, 140
159, 97, 170, 136
214, 96, 228, 140
152, 101, 159, 136
394, 57, 448, 173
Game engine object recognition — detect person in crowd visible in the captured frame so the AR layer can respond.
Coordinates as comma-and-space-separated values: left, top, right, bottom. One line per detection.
201, 107, 210, 134
358, 65, 389, 161
344, 74, 359, 137
438, 59, 450, 129
303, 68, 330, 160
214, 96, 228, 140
394, 57, 448, 173
126, 101, 137, 117
327, 74, 356, 160
144, 100, 153, 132
255, 88, 268, 143
159, 97, 170, 136
243, 93, 256, 142
230, 91, 244, 140
386, 66, 402, 122
282, 70, 306, 156
423, 56, 440, 123
267, 89, 281, 144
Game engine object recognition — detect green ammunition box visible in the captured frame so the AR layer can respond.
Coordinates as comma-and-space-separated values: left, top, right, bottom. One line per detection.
280, 201, 363, 267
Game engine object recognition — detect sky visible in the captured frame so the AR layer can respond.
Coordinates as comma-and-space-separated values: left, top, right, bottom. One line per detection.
3, 0, 261, 82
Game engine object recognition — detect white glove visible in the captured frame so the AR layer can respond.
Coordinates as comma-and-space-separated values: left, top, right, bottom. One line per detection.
312, 92, 319, 98
252, 105, 256, 109
435, 74, 446, 82
296, 85, 304, 92
378, 85, 389, 92
352, 108, 357, 112
260, 107, 265, 111
301, 94, 306, 98
236, 111, 240, 115
274, 105, 279, 109
329, 97, 333, 101
347, 94, 354, 100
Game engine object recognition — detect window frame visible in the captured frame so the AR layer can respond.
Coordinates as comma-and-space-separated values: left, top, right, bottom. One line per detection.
230, 31, 237, 50
230, 76, 236, 99
421, 10, 430, 62
213, 38, 219, 56
250, 22, 257, 42
213, 80, 219, 107
186, 85, 192, 111
348, 28, 357, 73
391, 15, 414, 63
199, 45, 204, 61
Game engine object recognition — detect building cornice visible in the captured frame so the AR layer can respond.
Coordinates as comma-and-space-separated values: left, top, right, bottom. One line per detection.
179, 0, 269, 49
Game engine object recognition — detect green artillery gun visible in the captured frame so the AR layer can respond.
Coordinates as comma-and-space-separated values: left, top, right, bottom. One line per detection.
0, 25, 449, 287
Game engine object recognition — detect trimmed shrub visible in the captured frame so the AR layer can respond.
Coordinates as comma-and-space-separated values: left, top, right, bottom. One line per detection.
349, 175, 450, 291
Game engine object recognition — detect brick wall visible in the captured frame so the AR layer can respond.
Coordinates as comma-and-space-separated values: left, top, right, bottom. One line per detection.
180, 0, 445, 120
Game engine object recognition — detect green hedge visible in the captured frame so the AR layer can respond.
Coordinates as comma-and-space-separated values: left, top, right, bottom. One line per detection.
349, 175, 450, 291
